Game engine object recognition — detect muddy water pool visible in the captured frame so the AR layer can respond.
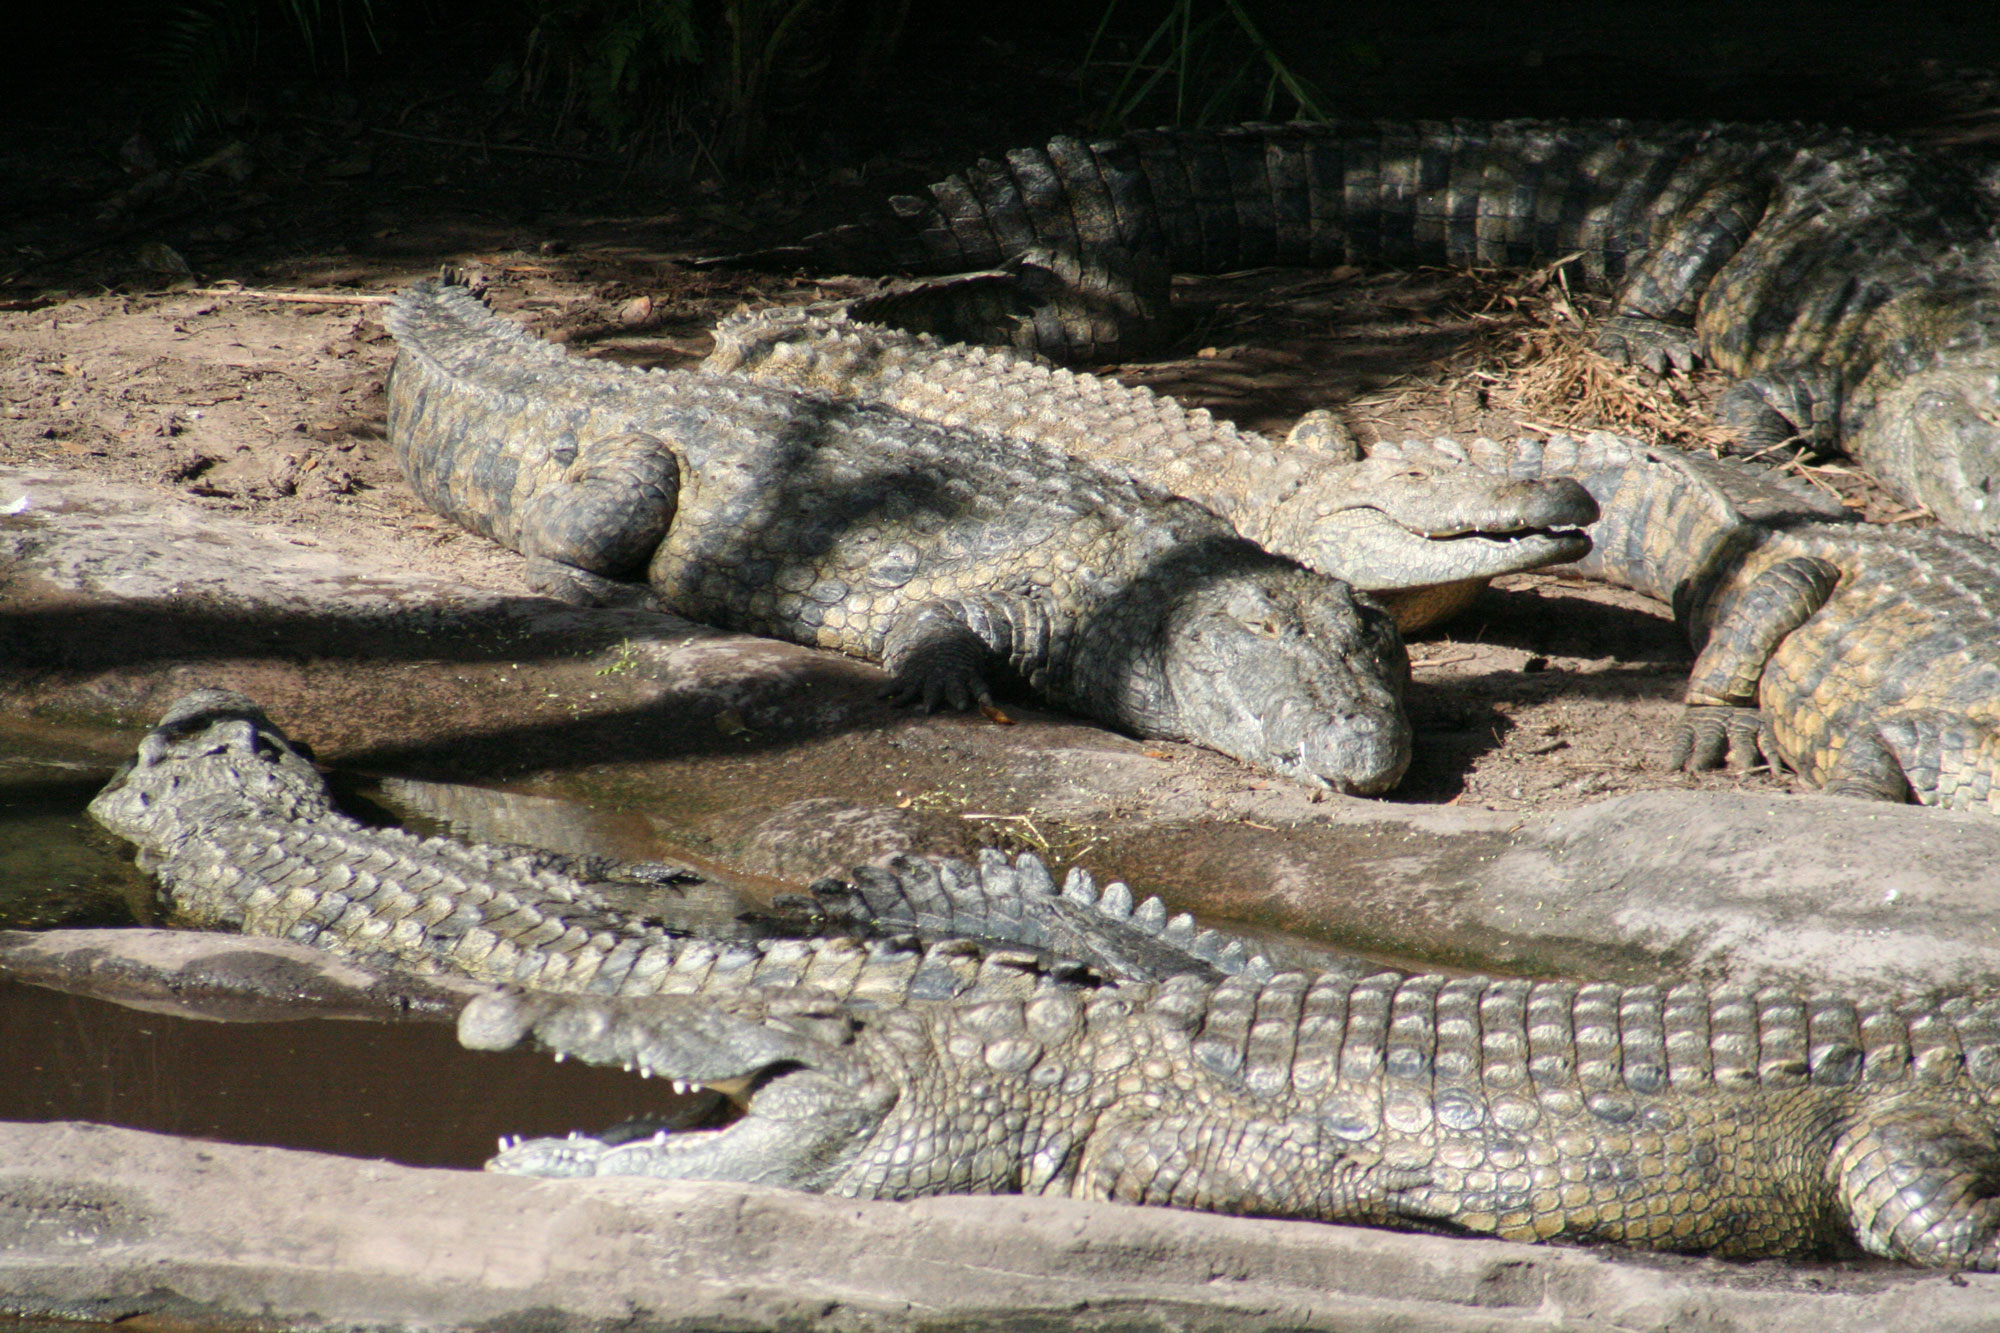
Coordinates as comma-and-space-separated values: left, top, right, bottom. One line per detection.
0, 977, 718, 1168
0, 729, 725, 1167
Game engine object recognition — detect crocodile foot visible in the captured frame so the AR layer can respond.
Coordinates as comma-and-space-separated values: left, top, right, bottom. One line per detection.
1668, 704, 1785, 776
1595, 314, 1701, 376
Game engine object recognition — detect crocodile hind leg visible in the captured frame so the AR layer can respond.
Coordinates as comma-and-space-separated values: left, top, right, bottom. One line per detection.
1716, 366, 1843, 457
1832, 1098, 2000, 1269
1671, 555, 1841, 775
516, 431, 682, 606
1821, 706, 2000, 809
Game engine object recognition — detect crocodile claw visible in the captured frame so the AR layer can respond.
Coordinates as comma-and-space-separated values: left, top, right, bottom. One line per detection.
1595, 314, 1701, 376
1669, 704, 1785, 775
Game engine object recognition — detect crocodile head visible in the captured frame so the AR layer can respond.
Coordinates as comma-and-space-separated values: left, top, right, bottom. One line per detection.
1863, 352, 2000, 535
86, 688, 333, 863
1303, 456, 1597, 583
1092, 545, 1412, 795
1271, 454, 1597, 631
461, 989, 899, 1187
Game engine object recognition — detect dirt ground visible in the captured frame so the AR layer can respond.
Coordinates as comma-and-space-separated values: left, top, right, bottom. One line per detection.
0, 61, 1958, 818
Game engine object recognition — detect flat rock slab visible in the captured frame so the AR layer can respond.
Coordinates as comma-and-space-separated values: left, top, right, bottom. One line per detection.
2, 1122, 1995, 1333
7, 464, 2000, 997
1101, 789, 2000, 994
0, 928, 485, 1021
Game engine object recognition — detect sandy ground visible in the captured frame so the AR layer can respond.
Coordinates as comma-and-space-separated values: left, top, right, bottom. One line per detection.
2, 247, 1845, 817
0, 57, 1948, 820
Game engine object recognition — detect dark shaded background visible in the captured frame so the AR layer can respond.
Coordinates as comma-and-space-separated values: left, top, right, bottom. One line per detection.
8, 0, 2000, 302
10, 1, 2000, 159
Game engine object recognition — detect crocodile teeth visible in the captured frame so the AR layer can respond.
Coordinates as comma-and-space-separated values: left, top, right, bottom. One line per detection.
638, 1065, 652, 1078
672, 1079, 694, 1095
553, 1051, 566, 1063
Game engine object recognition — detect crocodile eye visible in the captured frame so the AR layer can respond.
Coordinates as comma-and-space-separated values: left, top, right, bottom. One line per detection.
1248, 618, 1281, 637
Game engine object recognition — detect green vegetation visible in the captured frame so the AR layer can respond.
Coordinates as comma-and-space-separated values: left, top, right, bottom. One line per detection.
1082, 0, 1327, 130
151, 0, 380, 150
141, 0, 1326, 165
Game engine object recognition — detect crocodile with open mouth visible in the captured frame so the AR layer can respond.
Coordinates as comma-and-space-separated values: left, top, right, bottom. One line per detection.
704, 307, 1597, 632
84, 689, 2000, 1269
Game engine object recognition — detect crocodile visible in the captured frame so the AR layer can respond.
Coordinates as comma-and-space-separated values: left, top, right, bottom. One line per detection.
385, 276, 1411, 793
704, 307, 1598, 632
714, 119, 2000, 537
84, 688, 1260, 999
1365, 431, 2000, 811
88, 690, 2000, 1268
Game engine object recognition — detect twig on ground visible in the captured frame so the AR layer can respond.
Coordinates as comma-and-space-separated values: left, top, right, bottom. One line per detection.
187, 287, 393, 305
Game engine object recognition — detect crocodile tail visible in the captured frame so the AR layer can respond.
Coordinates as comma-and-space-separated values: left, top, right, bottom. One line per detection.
807, 848, 1302, 985
740, 121, 1774, 283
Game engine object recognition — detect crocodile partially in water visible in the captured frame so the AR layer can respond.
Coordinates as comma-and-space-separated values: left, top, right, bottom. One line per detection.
720, 119, 2000, 537
386, 276, 1411, 793
1366, 432, 2000, 811
83, 690, 2000, 1268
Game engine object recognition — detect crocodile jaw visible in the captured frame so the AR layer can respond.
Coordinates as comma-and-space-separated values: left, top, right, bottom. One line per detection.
1322, 509, 1594, 591
1264, 465, 1598, 595
486, 1067, 882, 1184
460, 989, 891, 1186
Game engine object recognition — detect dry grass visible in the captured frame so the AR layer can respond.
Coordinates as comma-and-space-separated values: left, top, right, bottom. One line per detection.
1338, 258, 1925, 523
1460, 259, 1733, 449
1462, 261, 1933, 522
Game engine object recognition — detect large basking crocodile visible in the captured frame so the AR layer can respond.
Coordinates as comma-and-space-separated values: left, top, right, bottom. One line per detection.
85, 690, 2000, 1268
718, 119, 2000, 537
385, 276, 1410, 793
1367, 432, 2000, 811
704, 307, 1597, 632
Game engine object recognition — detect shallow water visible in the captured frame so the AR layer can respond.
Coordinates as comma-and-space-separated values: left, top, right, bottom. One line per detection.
0, 977, 718, 1168
0, 724, 727, 1168
0, 754, 151, 930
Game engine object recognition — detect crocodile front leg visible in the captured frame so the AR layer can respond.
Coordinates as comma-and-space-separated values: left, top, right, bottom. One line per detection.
1716, 367, 1843, 456
1597, 176, 1773, 375
1833, 1096, 2000, 1269
879, 592, 1050, 712
1821, 707, 2000, 809
1672, 555, 1842, 777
